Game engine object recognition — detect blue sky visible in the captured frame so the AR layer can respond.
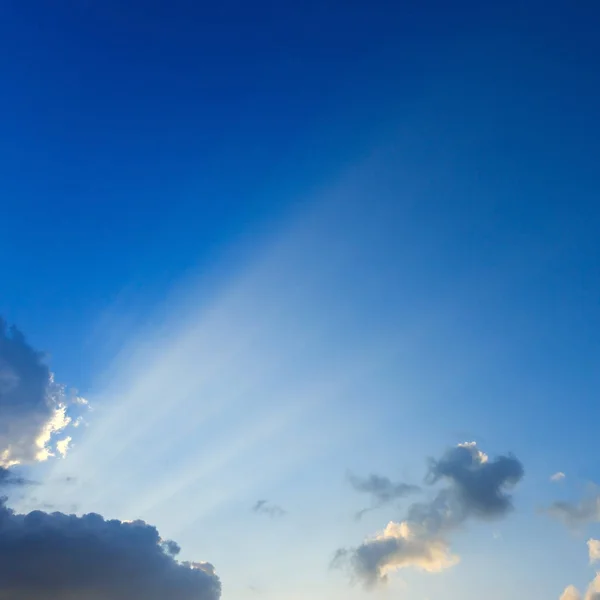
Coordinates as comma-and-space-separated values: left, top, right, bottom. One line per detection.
1, 1, 600, 599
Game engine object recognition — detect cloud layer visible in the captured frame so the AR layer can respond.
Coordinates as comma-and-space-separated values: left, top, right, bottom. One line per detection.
335, 442, 524, 586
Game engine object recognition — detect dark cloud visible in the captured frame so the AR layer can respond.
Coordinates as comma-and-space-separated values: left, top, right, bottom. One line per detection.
335, 443, 524, 587
0, 498, 220, 600
252, 500, 286, 518
162, 539, 182, 556
348, 473, 420, 519
427, 442, 524, 521
546, 493, 600, 529
0, 319, 83, 465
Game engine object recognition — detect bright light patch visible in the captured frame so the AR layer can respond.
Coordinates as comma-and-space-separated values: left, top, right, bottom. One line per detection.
35, 405, 72, 461
458, 441, 488, 463
56, 436, 72, 458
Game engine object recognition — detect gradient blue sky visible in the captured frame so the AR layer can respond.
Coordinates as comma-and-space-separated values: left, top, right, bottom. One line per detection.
1, 1, 600, 599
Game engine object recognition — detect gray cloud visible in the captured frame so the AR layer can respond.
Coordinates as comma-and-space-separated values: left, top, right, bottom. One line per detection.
0, 498, 220, 600
426, 442, 524, 521
348, 473, 420, 519
335, 442, 524, 587
0, 319, 85, 466
547, 494, 600, 529
252, 500, 286, 518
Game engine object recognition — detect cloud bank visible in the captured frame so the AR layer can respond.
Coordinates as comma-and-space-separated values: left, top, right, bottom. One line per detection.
0, 499, 220, 600
335, 442, 524, 586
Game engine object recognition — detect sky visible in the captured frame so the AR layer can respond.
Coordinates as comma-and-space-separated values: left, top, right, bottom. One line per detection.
0, 1, 600, 599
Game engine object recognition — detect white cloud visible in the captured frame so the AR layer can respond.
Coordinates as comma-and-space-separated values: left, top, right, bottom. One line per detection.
334, 520, 458, 586
56, 436, 72, 458
561, 585, 582, 600
551, 472, 566, 482
589, 540, 600, 564
35, 404, 72, 461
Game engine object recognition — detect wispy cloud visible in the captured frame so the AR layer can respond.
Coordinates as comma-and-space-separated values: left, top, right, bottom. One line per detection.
252, 499, 286, 518
551, 472, 566, 482
546, 493, 600, 529
348, 473, 420, 519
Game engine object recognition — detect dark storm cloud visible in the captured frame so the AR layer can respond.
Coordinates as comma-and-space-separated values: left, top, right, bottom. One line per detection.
0, 499, 221, 600
252, 500, 286, 518
335, 443, 524, 586
546, 493, 600, 529
348, 473, 420, 519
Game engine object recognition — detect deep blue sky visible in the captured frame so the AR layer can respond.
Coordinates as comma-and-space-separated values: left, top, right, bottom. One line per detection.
1, 1, 598, 353
1, 3, 600, 597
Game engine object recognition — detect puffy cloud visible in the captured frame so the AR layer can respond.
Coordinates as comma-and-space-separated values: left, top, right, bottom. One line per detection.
586, 575, 600, 600
252, 500, 286, 518
547, 494, 600, 529
0, 498, 220, 600
333, 521, 458, 586
55, 436, 72, 458
335, 443, 524, 586
561, 585, 582, 600
589, 540, 600, 563
348, 473, 420, 519
564, 574, 600, 600
552, 472, 567, 482
0, 319, 86, 466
